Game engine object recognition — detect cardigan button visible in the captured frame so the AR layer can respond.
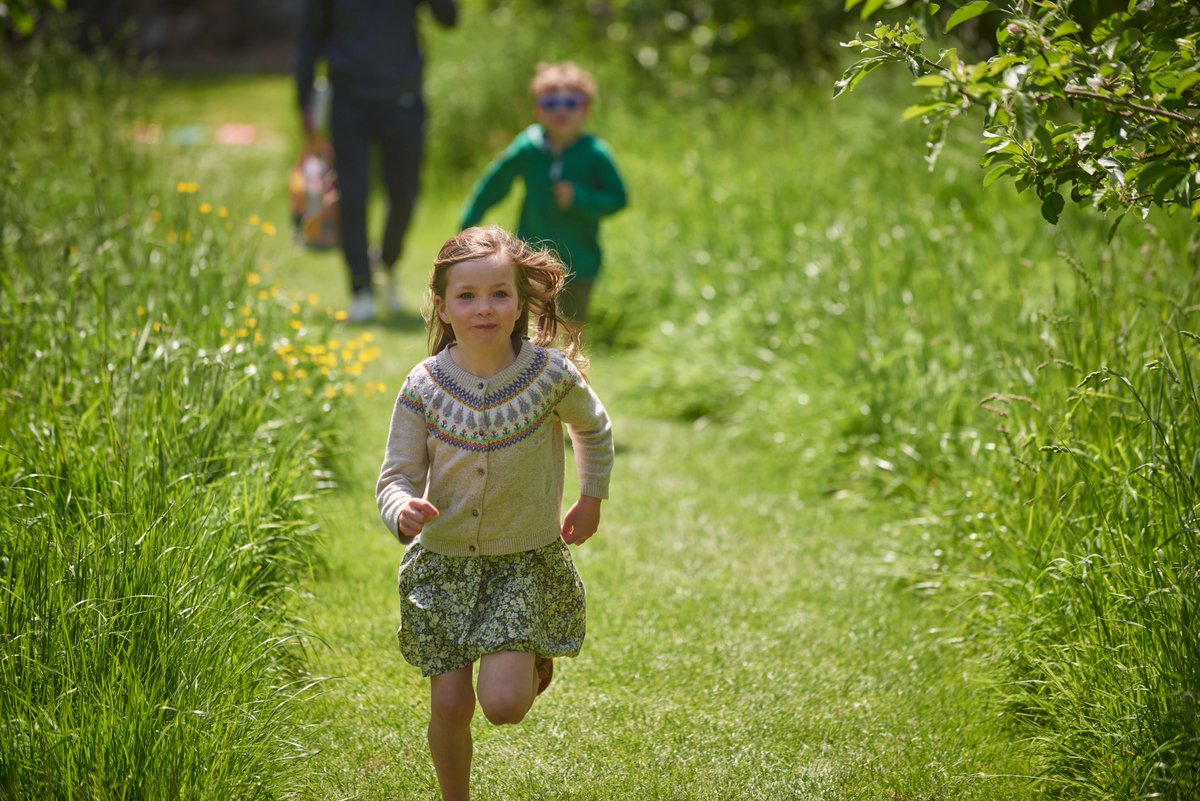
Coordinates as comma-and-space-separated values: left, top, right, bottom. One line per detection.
468, 545, 477, 553
471, 509, 479, 517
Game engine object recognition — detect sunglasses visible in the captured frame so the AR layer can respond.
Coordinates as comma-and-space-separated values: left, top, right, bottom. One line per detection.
537, 94, 585, 112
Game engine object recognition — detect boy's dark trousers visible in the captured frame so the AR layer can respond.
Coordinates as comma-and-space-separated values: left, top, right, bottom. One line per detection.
330, 88, 427, 294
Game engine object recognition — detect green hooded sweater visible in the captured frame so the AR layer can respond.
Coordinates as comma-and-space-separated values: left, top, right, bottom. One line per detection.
460, 124, 627, 281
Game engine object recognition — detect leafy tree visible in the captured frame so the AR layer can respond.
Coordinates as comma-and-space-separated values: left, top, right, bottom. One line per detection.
836, 0, 1200, 225
1, 0, 64, 36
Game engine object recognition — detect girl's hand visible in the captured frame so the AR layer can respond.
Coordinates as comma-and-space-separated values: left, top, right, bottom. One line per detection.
562, 495, 601, 546
553, 181, 574, 210
396, 498, 440, 540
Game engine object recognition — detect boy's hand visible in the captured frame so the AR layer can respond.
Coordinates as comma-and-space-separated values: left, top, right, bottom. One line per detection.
562, 495, 601, 546
396, 498, 440, 540
553, 181, 574, 210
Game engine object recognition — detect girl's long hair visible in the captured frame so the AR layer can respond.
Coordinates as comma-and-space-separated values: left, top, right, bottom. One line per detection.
427, 226, 587, 372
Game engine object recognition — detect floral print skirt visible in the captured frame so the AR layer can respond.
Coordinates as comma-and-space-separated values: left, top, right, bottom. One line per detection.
396, 538, 586, 677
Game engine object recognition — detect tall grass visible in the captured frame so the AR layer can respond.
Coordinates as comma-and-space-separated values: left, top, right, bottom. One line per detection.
0, 36, 372, 798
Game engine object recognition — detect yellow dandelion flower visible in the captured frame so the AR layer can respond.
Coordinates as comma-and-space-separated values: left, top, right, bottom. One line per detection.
218, 207, 229, 218
199, 202, 212, 214
290, 303, 302, 314
167, 230, 178, 244
246, 318, 257, 329
260, 222, 276, 237
334, 310, 348, 321
291, 320, 304, 331
272, 370, 285, 381
137, 306, 147, 316
248, 214, 261, 226
149, 210, 162, 223
181, 231, 192, 243
361, 331, 376, 342
329, 338, 341, 350
221, 327, 229, 338
307, 293, 319, 306
247, 272, 262, 286
257, 290, 269, 301
325, 387, 339, 399
347, 363, 364, 376
345, 383, 358, 396
295, 368, 309, 379
237, 327, 249, 339
321, 367, 331, 377
254, 332, 264, 345
341, 349, 354, 361
304, 344, 327, 355
241, 306, 253, 317
153, 321, 163, 331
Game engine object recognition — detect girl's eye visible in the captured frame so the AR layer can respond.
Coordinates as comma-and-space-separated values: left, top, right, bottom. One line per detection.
458, 292, 474, 300
493, 290, 509, 298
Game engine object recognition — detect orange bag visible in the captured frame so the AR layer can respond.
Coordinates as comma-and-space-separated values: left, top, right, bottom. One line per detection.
289, 138, 340, 250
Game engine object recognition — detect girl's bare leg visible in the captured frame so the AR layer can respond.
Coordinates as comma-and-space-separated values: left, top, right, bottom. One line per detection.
429, 667, 476, 801
476, 651, 538, 725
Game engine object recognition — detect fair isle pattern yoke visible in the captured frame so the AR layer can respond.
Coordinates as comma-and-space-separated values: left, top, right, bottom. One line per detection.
399, 346, 574, 452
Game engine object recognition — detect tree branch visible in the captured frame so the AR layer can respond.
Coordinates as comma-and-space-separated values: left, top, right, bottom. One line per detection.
1063, 86, 1200, 128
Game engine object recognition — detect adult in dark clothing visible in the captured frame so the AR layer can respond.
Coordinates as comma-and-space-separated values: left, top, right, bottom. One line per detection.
295, 0, 459, 322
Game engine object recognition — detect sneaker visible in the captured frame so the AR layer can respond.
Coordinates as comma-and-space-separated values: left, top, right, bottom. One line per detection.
534, 656, 553, 695
384, 272, 403, 315
346, 289, 375, 323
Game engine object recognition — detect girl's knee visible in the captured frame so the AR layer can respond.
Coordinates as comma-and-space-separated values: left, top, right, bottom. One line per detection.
478, 689, 532, 726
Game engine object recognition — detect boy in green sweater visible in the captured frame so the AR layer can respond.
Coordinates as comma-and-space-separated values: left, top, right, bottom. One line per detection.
459, 62, 627, 326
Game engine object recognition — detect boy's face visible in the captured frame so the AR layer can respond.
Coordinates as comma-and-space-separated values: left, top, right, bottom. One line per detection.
535, 88, 588, 142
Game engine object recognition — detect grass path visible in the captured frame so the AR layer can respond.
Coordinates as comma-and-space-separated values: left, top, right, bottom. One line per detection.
152, 76, 1035, 801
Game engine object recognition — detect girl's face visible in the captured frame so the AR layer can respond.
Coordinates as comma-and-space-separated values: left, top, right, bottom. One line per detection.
435, 254, 523, 353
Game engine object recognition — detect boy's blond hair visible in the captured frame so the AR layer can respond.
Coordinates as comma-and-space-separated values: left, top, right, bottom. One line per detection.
530, 61, 598, 102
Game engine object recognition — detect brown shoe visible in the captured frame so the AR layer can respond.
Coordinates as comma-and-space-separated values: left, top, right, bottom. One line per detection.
534, 656, 554, 695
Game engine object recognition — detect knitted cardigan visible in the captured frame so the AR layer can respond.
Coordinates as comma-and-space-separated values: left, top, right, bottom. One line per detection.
377, 342, 613, 556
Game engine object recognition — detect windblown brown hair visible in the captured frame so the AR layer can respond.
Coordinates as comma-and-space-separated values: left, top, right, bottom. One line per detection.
427, 226, 587, 372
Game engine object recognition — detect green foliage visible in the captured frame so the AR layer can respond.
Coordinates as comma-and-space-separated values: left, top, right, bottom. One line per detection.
479, 0, 855, 93
0, 0, 63, 36
839, 0, 1200, 224
0, 36, 350, 798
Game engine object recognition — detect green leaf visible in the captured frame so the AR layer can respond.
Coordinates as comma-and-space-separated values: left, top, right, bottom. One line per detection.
860, 0, 889, 19
983, 163, 1013, 188
913, 74, 948, 87
945, 1, 995, 33
902, 103, 944, 121
1041, 190, 1065, 224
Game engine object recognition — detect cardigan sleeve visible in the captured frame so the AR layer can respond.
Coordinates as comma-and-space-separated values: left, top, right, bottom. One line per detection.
376, 371, 431, 541
555, 359, 614, 500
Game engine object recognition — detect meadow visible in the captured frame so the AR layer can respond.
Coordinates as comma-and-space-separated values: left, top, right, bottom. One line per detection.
2, 4, 1198, 799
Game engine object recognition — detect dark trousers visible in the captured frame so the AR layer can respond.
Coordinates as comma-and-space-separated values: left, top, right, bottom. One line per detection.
330, 88, 426, 294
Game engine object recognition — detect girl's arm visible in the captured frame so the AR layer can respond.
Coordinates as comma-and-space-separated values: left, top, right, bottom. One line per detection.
376, 379, 432, 543
556, 364, 614, 504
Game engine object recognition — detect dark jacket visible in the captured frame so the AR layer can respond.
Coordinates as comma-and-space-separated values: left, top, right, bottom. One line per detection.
295, 0, 458, 107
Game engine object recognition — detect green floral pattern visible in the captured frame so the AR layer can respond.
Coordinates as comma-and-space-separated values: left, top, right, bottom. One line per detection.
396, 539, 586, 677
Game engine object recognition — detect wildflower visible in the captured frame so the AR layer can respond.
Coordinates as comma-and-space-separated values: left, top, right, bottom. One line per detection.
137, 306, 147, 316
272, 370, 285, 381
218, 207, 229, 218
199, 202, 212, 214
261, 222, 277, 237
176, 181, 200, 194
247, 272, 262, 286
334, 310, 348, 321
149, 210, 162, 223
249, 214, 261, 226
